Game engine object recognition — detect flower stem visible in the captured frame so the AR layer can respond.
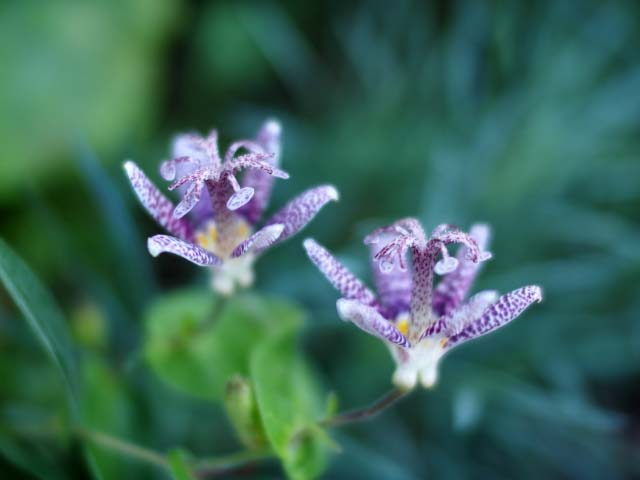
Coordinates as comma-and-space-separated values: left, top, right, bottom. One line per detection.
194, 448, 274, 478
318, 387, 410, 428
75, 427, 169, 470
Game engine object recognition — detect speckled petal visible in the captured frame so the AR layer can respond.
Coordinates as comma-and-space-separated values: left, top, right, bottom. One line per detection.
423, 290, 498, 338
265, 185, 339, 244
336, 299, 410, 348
147, 235, 222, 266
231, 224, 285, 258
446, 286, 542, 349
304, 239, 379, 307
433, 224, 492, 316
123, 161, 192, 240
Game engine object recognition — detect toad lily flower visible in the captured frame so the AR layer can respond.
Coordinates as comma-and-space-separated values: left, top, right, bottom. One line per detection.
304, 219, 542, 390
125, 119, 338, 294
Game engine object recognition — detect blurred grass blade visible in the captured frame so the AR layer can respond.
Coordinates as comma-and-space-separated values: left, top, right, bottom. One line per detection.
74, 140, 155, 308
0, 238, 79, 412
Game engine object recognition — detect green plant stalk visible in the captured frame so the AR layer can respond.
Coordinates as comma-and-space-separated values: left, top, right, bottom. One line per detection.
318, 387, 410, 428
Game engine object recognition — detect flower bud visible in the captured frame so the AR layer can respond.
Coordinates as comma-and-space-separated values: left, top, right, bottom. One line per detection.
223, 375, 266, 449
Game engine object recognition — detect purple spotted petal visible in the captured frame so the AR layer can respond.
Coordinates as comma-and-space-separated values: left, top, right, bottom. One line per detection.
123, 161, 192, 240
433, 224, 492, 316
446, 285, 543, 349
265, 185, 339, 244
147, 235, 222, 266
231, 224, 285, 258
368, 232, 412, 317
336, 299, 410, 348
423, 290, 498, 338
237, 120, 282, 224
304, 239, 379, 308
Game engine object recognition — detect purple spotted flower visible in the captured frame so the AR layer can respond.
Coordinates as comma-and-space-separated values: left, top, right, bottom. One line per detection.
125, 120, 338, 294
304, 219, 542, 389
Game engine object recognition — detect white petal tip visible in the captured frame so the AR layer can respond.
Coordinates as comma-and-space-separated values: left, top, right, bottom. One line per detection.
326, 185, 340, 201
531, 286, 543, 302
264, 119, 282, 136
227, 187, 255, 210
123, 160, 137, 176
335, 299, 353, 322
147, 238, 161, 257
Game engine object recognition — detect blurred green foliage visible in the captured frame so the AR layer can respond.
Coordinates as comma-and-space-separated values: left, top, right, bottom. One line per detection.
1, 0, 640, 478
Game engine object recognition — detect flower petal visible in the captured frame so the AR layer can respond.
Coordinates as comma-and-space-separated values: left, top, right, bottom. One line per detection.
237, 120, 282, 224
304, 239, 379, 307
423, 290, 498, 338
123, 161, 192, 240
231, 224, 285, 258
147, 235, 222, 266
432, 224, 492, 316
368, 232, 412, 317
265, 185, 339, 244
446, 286, 543, 349
336, 299, 411, 348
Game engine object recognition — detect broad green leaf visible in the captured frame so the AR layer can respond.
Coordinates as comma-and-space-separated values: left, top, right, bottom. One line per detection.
168, 449, 197, 480
0, 238, 79, 411
251, 325, 328, 480
144, 290, 303, 401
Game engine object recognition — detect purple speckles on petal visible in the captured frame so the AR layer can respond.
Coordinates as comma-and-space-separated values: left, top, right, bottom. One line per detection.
147, 234, 222, 266
123, 161, 192, 240
266, 185, 339, 243
446, 285, 543, 349
336, 299, 411, 348
304, 239, 379, 308
231, 224, 285, 258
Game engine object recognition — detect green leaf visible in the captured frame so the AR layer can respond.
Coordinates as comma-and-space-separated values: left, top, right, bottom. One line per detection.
144, 290, 303, 401
0, 238, 79, 412
251, 324, 328, 480
168, 449, 197, 480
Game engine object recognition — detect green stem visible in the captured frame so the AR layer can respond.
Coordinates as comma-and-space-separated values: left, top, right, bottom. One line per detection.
194, 447, 274, 478
319, 387, 410, 428
76, 427, 169, 470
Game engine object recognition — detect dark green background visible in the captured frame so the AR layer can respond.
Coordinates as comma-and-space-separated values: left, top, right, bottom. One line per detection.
1, 1, 639, 478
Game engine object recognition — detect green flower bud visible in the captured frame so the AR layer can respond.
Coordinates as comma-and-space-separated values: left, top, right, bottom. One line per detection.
224, 375, 266, 449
